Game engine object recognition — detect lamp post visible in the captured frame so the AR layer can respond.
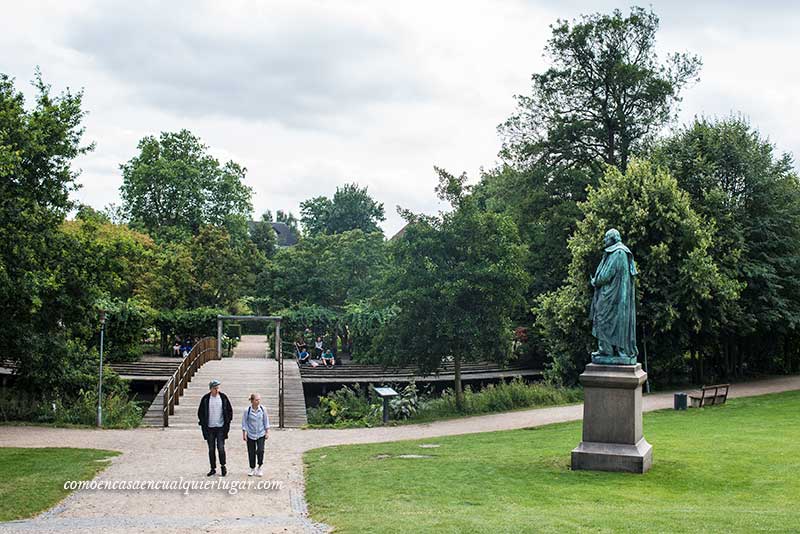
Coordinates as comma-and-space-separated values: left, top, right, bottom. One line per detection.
97, 310, 106, 427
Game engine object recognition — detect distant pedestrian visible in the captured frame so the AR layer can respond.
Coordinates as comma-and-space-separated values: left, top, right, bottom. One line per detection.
242, 393, 270, 476
197, 379, 233, 477
314, 336, 324, 358
321, 349, 335, 368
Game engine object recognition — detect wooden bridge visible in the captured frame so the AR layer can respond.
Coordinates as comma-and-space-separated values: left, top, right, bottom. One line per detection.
143, 335, 307, 428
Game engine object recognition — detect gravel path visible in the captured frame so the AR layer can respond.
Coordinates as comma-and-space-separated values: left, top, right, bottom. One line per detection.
1, 374, 798, 533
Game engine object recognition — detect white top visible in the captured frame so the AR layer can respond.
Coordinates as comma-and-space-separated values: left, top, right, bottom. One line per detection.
208, 394, 224, 427
315, 340, 323, 350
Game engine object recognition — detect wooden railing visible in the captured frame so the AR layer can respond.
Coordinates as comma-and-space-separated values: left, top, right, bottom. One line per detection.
162, 337, 218, 427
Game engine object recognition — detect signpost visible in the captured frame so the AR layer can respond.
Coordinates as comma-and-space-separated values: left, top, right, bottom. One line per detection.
97, 310, 106, 427
373, 387, 399, 425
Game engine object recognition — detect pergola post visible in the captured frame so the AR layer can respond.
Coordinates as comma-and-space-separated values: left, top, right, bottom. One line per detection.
276, 319, 284, 428
216, 317, 223, 359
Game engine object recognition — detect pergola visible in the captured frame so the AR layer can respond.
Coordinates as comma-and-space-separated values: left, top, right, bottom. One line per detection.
216, 315, 286, 428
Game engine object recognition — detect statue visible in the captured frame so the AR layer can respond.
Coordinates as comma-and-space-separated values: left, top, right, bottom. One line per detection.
590, 228, 638, 365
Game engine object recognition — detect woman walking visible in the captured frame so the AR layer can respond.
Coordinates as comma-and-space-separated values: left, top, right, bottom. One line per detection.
241, 393, 270, 476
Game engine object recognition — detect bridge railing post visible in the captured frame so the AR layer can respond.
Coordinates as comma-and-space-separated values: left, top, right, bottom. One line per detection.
163, 387, 169, 427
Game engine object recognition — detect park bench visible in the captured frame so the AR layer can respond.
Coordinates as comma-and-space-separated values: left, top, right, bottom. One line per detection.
689, 383, 730, 408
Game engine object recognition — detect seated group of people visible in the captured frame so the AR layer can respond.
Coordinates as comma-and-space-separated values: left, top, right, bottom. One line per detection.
295, 336, 336, 368
172, 338, 195, 358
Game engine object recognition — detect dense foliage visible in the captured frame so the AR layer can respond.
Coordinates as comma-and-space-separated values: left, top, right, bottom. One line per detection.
378, 168, 529, 408
300, 183, 386, 236
120, 129, 253, 243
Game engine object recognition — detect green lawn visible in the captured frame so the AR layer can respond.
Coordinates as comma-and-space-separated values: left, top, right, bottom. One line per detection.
305, 391, 800, 533
0, 447, 120, 521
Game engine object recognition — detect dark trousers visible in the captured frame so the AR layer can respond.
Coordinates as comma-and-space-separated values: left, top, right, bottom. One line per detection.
246, 436, 265, 468
206, 427, 226, 469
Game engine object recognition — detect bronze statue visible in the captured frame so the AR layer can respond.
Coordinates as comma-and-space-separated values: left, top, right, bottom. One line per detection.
590, 229, 638, 365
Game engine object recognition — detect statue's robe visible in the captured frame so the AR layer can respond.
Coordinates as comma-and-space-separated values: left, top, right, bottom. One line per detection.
590, 242, 638, 357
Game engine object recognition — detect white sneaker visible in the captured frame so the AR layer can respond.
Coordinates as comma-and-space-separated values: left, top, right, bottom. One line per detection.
255, 467, 263, 477
247, 468, 255, 476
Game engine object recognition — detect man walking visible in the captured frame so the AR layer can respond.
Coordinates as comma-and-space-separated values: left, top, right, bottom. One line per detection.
197, 379, 233, 476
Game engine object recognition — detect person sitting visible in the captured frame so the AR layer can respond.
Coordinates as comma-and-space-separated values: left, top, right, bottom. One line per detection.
314, 336, 324, 359
321, 349, 335, 368
297, 348, 310, 365
173, 340, 182, 357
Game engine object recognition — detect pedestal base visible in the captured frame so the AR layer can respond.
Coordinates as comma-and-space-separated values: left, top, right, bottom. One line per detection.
571, 363, 652, 474
571, 437, 652, 473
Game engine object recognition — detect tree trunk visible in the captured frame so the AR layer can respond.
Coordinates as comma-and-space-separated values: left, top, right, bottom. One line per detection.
454, 354, 464, 411
783, 335, 791, 373
698, 350, 705, 385
160, 329, 168, 356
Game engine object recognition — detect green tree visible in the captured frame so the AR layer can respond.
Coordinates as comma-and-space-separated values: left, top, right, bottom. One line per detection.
275, 210, 300, 238
535, 160, 740, 385
249, 211, 277, 258
474, 164, 584, 299
300, 183, 385, 236
0, 71, 95, 393
379, 168, 529, 409
256, 228, 388, 350
260, 229, 387, 310
500, 6, 701, 173
654, 117, 800, 378
187, 225, 261, 309
55, 216, 163, 362
119, 129, 253, 242
476, 6, 702, 310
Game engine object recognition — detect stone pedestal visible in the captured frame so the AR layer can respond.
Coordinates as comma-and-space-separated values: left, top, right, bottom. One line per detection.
571, 363, 652, 473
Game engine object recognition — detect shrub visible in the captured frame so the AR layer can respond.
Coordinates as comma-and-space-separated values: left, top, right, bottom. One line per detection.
0, 386, 143, 428
305, 378, 583, 427
307, 385, 381, 427
414, 378, 582, 420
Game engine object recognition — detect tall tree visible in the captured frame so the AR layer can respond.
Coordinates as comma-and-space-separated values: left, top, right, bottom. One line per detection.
0, 71, 96, 393
475, 6, 702, 310
300, 183, 385, 236
500, 6, 701, 173
119, 129, 253, 242
380, 168, 529, 409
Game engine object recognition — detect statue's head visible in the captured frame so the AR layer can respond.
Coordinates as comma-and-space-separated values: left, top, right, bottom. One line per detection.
603, 228, 621, 247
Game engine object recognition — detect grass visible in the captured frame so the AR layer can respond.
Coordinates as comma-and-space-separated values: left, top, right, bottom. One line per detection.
304, 391, 800, 533
0, 447, 120, 521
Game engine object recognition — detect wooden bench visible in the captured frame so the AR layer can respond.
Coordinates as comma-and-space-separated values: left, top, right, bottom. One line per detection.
689, 384, 730, 408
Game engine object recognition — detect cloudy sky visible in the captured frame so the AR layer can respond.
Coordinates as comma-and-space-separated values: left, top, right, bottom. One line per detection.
3, 1, 800, 236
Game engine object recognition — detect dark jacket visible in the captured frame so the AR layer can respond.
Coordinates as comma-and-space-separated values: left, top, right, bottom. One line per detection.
197, 392, 233, 440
